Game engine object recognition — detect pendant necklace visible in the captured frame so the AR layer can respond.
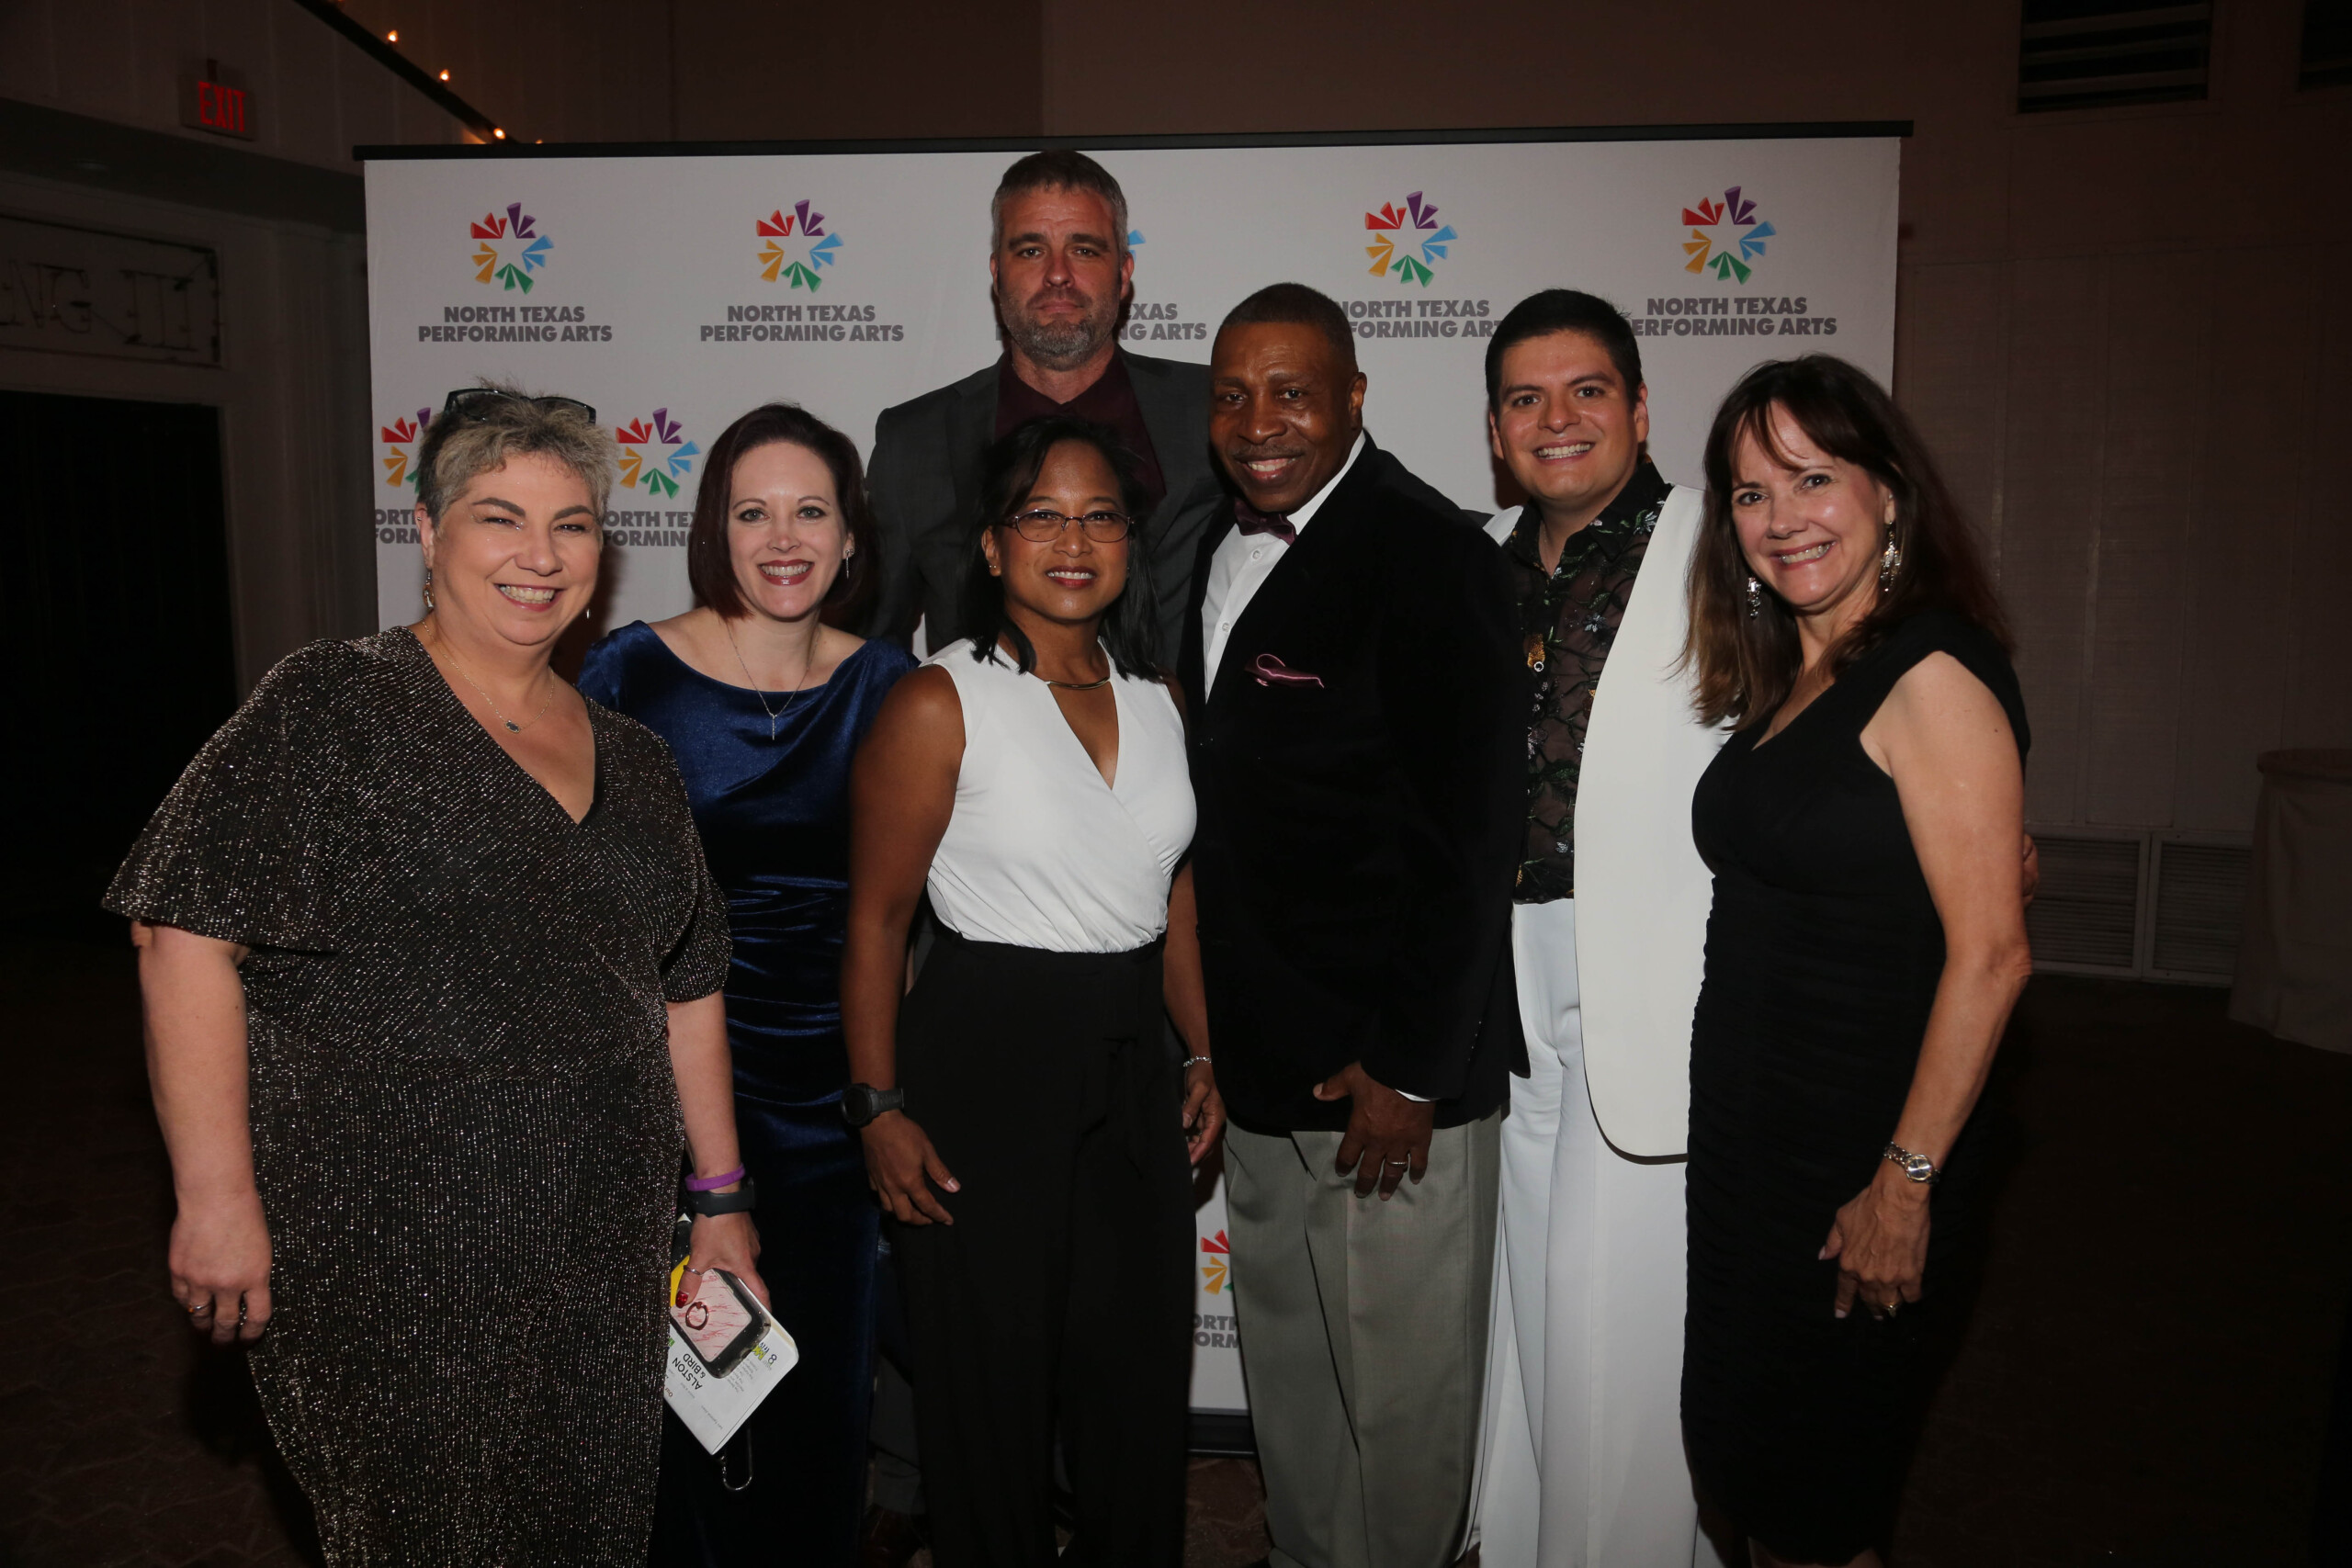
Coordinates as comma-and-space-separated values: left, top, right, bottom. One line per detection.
723, 619, 811, 739
433, 626, 556, 735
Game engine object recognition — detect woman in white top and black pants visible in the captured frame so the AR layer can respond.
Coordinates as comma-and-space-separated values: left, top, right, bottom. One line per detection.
842, 415, 1223, 1568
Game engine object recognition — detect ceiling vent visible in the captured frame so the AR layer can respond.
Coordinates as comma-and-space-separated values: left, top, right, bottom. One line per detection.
2303, 0, 2352, 89
2018, 1, 2213, 112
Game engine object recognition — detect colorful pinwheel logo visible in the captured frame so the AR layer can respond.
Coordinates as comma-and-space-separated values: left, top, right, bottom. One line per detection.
756, 201, 843, 290
1364, 192, 1457, 287
1199, 1229, 1231, 1294
471, 202, 552, 293
1681, 186, 1776, 283
615, 409, 699, 501
380, 408, 430, 490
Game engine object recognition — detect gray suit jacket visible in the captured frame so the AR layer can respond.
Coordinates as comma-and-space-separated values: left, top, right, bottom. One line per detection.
863, 350, 1221, 662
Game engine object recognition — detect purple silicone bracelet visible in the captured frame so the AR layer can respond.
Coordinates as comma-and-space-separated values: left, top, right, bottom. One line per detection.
685, 1165, 746, 1192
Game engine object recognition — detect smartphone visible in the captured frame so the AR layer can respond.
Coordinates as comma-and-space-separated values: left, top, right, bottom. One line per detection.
669, 1267, 766, 1379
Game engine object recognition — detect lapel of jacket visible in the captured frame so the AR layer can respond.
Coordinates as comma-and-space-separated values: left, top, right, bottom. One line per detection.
1181, 496, 1235, 711
1126, 351, 1203, 521
945, 362, 999, 538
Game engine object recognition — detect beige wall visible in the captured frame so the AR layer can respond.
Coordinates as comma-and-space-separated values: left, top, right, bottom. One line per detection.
7, 0, 2344, 829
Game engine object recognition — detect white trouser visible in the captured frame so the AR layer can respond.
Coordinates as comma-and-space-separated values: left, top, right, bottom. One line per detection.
1472, 897, 1722, 1568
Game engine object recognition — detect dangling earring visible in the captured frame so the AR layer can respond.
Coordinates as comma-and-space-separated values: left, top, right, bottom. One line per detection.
422, 567, 435, 612
1745, 575, 1762, 618
1880, 527, 1901, 593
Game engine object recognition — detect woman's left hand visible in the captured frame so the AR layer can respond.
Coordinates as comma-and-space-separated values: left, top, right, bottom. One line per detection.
1821, 1166, 1931, 1319
1182, 1060, 1226, 1166
684, 1212, 769, 1311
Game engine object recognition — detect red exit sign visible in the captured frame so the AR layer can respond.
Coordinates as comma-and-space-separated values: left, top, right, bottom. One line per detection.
179, 60, 256, 141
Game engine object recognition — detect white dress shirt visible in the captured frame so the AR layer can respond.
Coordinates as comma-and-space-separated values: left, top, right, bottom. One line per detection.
1199, 433, 1366, 699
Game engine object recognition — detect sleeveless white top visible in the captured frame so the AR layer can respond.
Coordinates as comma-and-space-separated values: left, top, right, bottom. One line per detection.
925, 638, 1196, 954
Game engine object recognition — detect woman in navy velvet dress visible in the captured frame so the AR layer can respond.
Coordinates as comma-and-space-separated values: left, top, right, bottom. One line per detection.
578, 402, 916, 1566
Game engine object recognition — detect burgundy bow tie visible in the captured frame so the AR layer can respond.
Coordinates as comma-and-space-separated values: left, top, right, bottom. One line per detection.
1233, 502, 1295, 546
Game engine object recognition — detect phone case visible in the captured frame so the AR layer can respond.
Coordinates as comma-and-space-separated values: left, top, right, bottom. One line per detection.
670, 1268, 765, 1378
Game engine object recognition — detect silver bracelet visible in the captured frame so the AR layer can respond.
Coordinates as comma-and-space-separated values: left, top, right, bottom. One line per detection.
1183, 1055, 1213, 1069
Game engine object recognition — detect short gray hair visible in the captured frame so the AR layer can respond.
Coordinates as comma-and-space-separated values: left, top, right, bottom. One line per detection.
989, 150, 1130, 261
414, 382, 616, 525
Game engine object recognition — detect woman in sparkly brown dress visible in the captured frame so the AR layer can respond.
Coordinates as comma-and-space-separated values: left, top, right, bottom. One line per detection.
107, 386, 767, 1567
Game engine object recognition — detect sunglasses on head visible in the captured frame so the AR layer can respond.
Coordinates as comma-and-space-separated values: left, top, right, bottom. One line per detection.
440, 388, 597, 424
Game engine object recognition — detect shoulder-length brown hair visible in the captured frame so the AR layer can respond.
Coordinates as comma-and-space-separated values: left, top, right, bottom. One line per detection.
686, 402, 876, 626
1685, 355, 2009, 729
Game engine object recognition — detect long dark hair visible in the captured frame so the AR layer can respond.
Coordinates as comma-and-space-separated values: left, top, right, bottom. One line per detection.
1686, 355, 2009, 729
685, 402, 876, 626
959, 415, 1159, 678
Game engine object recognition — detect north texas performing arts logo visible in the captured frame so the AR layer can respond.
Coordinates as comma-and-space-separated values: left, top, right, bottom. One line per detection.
1680, 186, 1776, 283
1363, 192, 1458, 287
470, 202, 553, 293
380, 408, 430, 489
757, 201, 843, 290
616, 409, 699, 501
1199, 1229, 1231, 1294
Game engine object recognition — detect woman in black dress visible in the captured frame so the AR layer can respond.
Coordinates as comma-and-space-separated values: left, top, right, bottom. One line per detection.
1679, 356, 2032, 1567
110, 385, 765, 1566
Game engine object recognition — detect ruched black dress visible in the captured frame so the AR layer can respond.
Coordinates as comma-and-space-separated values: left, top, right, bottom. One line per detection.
1681, 611, 2027, 1563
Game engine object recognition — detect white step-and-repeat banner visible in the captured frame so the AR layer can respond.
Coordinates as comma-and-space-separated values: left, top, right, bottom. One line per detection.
364, 130, 1900, 1421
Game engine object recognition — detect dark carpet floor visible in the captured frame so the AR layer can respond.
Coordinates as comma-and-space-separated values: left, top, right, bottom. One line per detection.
2, 942, 2346, 1567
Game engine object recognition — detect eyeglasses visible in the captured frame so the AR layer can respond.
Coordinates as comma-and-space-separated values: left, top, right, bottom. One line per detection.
441, 388, 598, 424
1002, 508, 1134, 544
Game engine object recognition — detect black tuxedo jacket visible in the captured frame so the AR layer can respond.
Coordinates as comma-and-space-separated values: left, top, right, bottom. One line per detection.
864, 350, 1222, 660
1180, 437, 1524, 1134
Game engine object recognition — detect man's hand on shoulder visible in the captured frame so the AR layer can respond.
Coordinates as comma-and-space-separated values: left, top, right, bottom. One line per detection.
1315, 1061, 1434, 1201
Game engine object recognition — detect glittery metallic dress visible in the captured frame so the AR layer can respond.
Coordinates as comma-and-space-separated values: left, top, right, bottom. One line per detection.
106, 626, 732, 1567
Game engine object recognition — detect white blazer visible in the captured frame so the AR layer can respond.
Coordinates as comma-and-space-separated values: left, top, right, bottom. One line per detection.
1487, 485, 1728, 1156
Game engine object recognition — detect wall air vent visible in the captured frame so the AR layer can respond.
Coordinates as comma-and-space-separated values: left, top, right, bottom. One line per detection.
2303, 0, 2352, 89
2018, 1, 2213, 112
2024, 826, 2252, 985
2025, 830, 2144, 973
2147, 837, 2251, 982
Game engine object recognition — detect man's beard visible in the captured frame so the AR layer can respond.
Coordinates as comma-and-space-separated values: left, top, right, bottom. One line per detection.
1003, 289, 1115, 370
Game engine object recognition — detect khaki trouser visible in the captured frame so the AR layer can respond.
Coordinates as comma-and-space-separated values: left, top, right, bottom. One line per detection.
1225, 1112, 1501, 1568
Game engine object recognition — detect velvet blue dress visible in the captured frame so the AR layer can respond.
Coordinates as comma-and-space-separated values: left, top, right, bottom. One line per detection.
578, 620, 917, 1566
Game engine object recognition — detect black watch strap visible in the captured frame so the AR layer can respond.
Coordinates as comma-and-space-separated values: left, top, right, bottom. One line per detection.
685, 1176, 757, 1217
842, 1083, 906, 1128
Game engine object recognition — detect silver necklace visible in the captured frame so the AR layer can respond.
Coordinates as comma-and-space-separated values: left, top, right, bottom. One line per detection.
431, 624, 556, 734
722, 619, 814, 739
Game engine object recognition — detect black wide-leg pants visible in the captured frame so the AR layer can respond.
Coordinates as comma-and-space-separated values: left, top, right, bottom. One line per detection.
891, 929, 1195, 1568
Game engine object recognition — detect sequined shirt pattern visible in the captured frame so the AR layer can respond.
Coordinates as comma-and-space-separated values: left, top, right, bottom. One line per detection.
103, 626, 731, 1566
1504, 460, 1668, 904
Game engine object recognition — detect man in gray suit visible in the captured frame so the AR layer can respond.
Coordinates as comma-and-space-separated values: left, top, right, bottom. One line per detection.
865, 150, 1223, 659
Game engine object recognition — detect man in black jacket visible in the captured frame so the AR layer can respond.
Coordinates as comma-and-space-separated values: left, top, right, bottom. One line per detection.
864, 150, 1224, 659
1182, 283, 1522, 1567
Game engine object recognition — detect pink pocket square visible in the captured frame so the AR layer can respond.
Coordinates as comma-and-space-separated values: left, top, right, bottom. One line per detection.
1250, 653, 1326, 688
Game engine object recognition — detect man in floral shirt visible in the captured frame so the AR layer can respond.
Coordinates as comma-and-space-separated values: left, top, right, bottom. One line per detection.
1472, 290, 1729, 1567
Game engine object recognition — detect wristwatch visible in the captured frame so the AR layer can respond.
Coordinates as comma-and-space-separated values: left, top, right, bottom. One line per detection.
686, 1176, 757, 1217
1881, 1141, 1939, 1185
842, 1083, 907, 1128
